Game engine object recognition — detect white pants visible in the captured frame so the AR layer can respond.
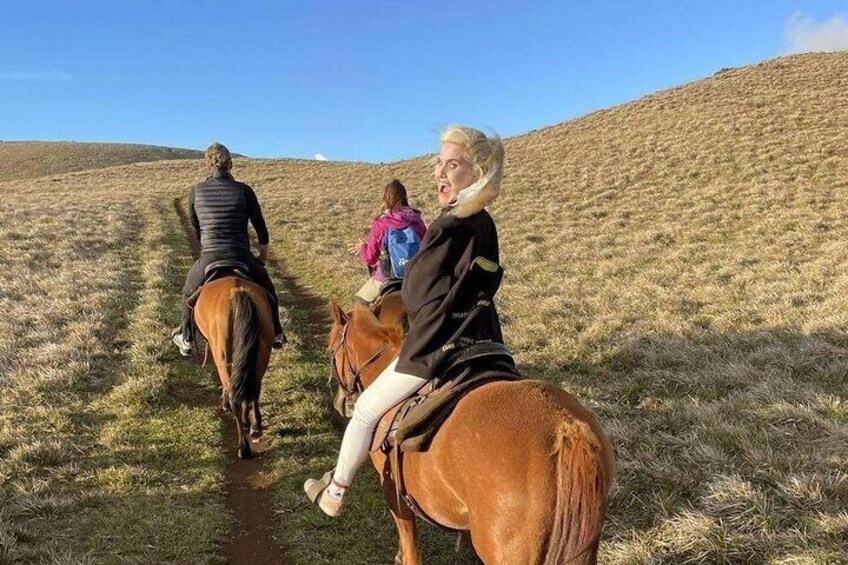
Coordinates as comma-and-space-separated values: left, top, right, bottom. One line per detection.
333, 356, 426, 486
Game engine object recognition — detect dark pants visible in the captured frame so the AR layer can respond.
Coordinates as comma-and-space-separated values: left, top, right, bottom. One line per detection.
181, 252, 282, 340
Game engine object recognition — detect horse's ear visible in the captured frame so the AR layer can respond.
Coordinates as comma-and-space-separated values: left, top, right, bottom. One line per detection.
328, 299, 349, 326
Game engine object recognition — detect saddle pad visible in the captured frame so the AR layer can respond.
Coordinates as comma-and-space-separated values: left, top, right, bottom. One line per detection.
370, 403, 405, 453
371, 359, 521, 451
386, 358, 520, 453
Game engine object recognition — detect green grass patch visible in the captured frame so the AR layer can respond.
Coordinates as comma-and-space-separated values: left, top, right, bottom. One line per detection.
0, 193, 228, 563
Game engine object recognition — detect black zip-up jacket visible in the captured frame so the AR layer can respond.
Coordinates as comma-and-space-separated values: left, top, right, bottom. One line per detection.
189, 170, 269, 255
397, 207, 505, 380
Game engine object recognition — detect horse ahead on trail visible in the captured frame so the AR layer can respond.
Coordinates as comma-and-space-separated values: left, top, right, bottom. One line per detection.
194, 273, 275, 459
327, 301, 615, 565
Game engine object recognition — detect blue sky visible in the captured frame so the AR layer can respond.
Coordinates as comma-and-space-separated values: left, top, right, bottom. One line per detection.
1, 1, 846, 162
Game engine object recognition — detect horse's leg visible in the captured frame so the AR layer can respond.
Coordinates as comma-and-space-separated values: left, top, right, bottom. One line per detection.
240, 401, 252, 458
250, 382, 263, 437
373, 452, 421, 564
231, 398, 251, 459
250, 401, 263, 437
221, 389, 230, 412
389, 511, 420, 565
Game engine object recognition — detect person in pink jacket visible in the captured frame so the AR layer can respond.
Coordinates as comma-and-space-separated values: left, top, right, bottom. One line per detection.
348, 179, 427, 304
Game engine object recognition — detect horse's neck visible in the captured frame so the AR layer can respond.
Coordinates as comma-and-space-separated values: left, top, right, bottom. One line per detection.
359, 341, 401, 389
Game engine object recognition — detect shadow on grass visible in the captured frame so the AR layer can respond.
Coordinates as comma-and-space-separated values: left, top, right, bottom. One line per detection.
47, 489, 228, 564
59, 204, 145, 435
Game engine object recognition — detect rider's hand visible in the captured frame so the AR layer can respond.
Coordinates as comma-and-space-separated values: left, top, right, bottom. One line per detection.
347, 239, 363, 256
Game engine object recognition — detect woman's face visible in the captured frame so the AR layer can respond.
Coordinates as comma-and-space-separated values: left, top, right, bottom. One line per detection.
435, 142, 477, 206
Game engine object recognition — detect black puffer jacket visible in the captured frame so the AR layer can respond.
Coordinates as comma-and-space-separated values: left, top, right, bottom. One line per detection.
189, 170, 269, 254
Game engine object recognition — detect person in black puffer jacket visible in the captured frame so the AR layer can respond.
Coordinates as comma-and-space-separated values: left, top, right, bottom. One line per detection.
172, 142, 285, 355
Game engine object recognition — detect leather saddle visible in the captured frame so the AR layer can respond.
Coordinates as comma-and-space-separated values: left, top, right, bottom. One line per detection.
378, 278, 403, 297
369, 342, 519, 527
186, 260, 253, 307
204, 259, 251, 282
369, 342, 518, 455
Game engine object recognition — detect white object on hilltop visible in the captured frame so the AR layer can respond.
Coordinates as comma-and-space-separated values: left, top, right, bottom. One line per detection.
314, 153, 328, 161
785, 13, 848, 53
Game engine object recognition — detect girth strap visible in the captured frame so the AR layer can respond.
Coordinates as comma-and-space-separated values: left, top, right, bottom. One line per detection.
389, 442, 458, 532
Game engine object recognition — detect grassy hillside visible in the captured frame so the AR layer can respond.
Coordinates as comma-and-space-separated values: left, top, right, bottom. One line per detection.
0, 182, 228, 563
254, 52, 848, 563
0, 141, 204, 181
1, 52, 846, 563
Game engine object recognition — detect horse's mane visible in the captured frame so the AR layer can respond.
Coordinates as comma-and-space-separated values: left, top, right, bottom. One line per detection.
327, 312, 343, 350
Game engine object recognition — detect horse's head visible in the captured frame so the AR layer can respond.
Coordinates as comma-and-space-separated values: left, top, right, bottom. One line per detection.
327, 299, 402, 418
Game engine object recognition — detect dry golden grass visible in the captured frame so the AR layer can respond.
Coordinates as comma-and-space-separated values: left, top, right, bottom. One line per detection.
1, 52, 846, 563
0, 183, 228, 563
0, 141, 202, 181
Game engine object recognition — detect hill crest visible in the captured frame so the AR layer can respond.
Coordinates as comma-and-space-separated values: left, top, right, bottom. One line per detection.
0, 140, 204, 181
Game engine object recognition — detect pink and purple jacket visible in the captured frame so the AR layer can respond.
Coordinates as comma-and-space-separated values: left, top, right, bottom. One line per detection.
360, 205, 427, 281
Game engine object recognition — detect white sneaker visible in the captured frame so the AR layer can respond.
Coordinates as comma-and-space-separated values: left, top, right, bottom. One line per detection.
304, 471, 346, 517
272, 333, 287, 350
172, 332, 192, 357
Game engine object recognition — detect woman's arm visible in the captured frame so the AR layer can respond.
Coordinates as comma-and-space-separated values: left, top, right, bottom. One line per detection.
245, 185, 270, 247
188, 187, 201, 242
359, 218, 387, 266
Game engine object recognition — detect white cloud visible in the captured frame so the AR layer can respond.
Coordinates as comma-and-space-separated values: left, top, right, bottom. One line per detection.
314, 153, 328, 161
0, 70, 72, 81
785, 12, 848, 53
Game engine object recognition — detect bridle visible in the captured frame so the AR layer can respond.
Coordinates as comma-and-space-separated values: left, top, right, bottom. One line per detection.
329, 321, 393, 412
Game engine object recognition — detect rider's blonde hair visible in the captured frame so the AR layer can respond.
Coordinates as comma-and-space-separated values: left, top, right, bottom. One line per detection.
205, 142, 233, 171
440, 125, 504, 189
440, 125, 505, 217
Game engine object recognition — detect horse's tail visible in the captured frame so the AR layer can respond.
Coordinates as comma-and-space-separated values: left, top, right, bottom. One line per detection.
544, 422, 609, 565
230, 290, 260, 404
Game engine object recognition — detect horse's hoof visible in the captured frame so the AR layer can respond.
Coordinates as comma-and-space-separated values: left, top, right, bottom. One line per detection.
238, 445, 251, 459
250, 427, 263, 438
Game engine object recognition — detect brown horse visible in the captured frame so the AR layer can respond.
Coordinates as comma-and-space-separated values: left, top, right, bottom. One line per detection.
194, 277, 274, 459
328, 302, 615, 565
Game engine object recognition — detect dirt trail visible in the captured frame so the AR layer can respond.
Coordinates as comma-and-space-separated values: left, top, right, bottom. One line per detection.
220, 426, 282, 565
174, 199, 286, 565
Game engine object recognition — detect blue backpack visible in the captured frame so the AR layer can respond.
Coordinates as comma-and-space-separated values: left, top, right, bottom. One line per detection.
382, 225, 421, 279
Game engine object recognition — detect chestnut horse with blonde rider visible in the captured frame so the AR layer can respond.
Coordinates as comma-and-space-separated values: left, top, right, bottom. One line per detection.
328, 301, 615, 565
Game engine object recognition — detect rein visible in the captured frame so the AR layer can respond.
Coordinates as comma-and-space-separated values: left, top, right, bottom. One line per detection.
330, 322, 393, 408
